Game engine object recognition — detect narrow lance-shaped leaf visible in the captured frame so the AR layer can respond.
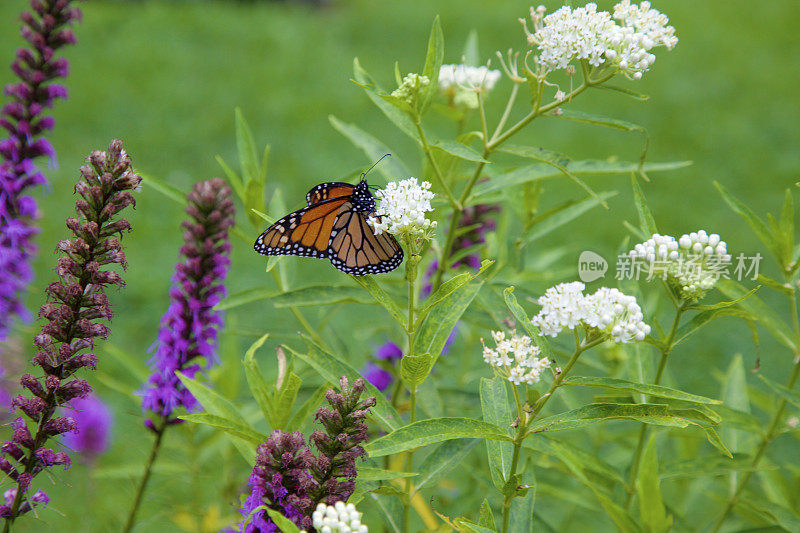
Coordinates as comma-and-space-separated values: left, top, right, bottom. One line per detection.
272, 285, 376, 308
630, 174, 658, 235
522, 192, 617, 246
503, 287, 554, 360
415, 260, 494, 364
563, 376, 722, 405
480, 377, 514, 490
328, 115, 408, 181
413, 439, 478, 495
242, 333, 275, 427
285, 341, 403, 432
366, 418, 512, 458
179, 413, 268, 447
419, 15, 444, 116
637, 435, 672, 533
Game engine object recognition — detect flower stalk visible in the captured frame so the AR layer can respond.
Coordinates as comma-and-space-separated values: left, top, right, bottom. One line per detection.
0, 140, 140, 530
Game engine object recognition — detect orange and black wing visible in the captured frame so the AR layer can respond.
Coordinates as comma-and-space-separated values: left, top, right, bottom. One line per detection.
306, 182, 355, 206
327, 210, 403, 275
253, 198, 348, 259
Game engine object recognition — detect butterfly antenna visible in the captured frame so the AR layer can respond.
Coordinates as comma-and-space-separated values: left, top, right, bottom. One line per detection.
361, 153, 391, 180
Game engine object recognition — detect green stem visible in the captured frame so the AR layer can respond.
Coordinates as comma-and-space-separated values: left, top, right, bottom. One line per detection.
415, 120, 457, 208
402, 251, 419, 533
123, 417, 168, 533
625, 302, 686, 509
501, 386, 526, 533
430, 71, 616, 293
710, 287, 800, 532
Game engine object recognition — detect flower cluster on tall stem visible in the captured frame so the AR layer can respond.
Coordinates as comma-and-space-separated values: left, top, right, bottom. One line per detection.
124, 178, 234, 533
0, 140, 139, 527
232, 377, 375, 533
0, 0, 81, 340
140, 178, 235, 424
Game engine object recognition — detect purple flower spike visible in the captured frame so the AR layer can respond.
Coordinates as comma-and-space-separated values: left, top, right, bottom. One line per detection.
230, 377, 375, 532
140, 178, 235, 423
62, 394, 112, 463
0, 141, 139, 523
0, 0, 81, 340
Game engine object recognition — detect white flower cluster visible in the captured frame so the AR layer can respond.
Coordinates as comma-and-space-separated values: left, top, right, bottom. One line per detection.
391, 73, 430, 105
629, 230, 731, 299
532, 282, 650, 343
481, 331, 551, 385
310, 502, 368, 533
520, 2, 677, 79
368, 178, 437, 238
438, 64, 503, 109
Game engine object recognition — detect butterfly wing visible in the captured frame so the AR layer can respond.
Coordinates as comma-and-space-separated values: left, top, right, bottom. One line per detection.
306, 182, 356, 206
253, 197, 349, 258
327, 209, 403, 275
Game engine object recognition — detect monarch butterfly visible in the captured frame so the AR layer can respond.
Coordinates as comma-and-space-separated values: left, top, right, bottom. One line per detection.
253, 180, 404, 275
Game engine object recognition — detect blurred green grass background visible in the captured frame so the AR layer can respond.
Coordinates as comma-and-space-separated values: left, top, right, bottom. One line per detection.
1, 0, 798, 530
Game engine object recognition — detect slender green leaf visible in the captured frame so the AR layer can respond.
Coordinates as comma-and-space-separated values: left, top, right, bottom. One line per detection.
139, 172, 186, 206
717, 279, 796, 350
179, 413, 268, 447
286, 382, 329, 433
369, 493, 402, 533
352, 275, 407, 329
357, 467, 418, 482
478, 499, 496, 531
216, 287, 273, 311
674, 307, 757, 347
757, 374, 800, 409
235, 107, 259, 182
508, 471, 536, 533
273, 285, 375, 308
419, 16, 444, 115
630, 174, 658, 235
216, 155, 245, 200
249, 208, 275, 224
242, 333, 275, 427
416, 272, 472, 325
176, 372, 256, 461
503, 287, 555, 360
499, 145, 606, 207
715, 181, 782, 265
563, 376, 721, 405
414, 261, 493, 364
473, 160, 690, 198
480, 377, 514, 490
265, 509, 301, 533
463, 30, 479, 66
688, 286, 759, 311
596, 84, 650, 101
353, 58, 417, 141
637, 435, 671, 533
328, 116, 408, 181
433, 140, 489, 163
529, 403, 698, 433
366, 418, 511, 457
522, 192, 617, 245
286, 342, 402, 431
274, 372, 302, 429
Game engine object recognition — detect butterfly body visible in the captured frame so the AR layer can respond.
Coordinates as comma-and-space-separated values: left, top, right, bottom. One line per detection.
254, 180, 403, 276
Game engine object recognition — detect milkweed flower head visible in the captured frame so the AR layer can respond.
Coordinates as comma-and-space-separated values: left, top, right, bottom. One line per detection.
0, 0, 81, 340
438, 64, 502, 109
481, 331, 551, 386
0, 140, 139, 521
141, 178, 234, 423
368, 178, 436, 241
62, 393, 112, 463
520, 2, 677, 79
310, 501, 368, 533
629, 231, 730, 300
531, 282, 650, 342
391, 73, 430, 106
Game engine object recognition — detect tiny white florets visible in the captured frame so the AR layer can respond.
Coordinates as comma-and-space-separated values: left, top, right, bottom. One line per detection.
439, 64, 502, 93
531, 282, 650, 343
629, 230, 730, 300
368, 178, 437, 239
482, 331, 551, 385
520, 1, 677, 79
309, 501, 368, 533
